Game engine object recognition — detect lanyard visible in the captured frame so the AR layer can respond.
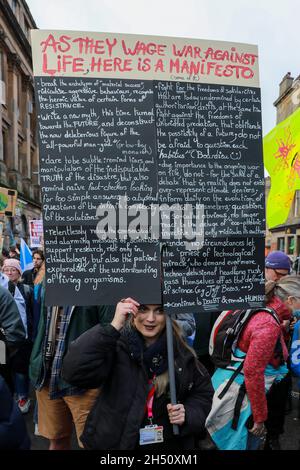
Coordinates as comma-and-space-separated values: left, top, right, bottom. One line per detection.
146, 375, 156, 424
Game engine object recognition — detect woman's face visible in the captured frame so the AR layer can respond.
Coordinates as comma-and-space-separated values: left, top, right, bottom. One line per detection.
133, 304, 166, 346
286, 296, 300, 314
2, 266, 20, 283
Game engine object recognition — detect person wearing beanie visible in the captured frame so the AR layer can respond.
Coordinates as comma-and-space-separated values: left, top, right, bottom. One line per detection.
3, 259, 23, 277
264, 252, 293, 450
265, 251, 291, 282
2, 259, 34, 414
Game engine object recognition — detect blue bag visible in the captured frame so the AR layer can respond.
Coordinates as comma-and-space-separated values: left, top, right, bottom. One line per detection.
290, 320, 300, 385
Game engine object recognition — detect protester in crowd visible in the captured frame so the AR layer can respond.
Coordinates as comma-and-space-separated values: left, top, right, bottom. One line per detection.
62, 298, 213, 450
22, 250, 45, 287
32, 261, 45, 341
172, 313, 195, 339
1, 248, 10, 261
9, 245, 20, 260
265, 250, 291, 282
192, 311, 221, 450
0, 285, 26, 391
0, 256, 8, 289
0, 375, 30, 449
30, 263, 46, 435
206, 275, 300, 450
2, 258, 33, 414
193, 312, 221, 376
293, 256, 300, 275
264, 250, 293, 449
29, 304, 115, 450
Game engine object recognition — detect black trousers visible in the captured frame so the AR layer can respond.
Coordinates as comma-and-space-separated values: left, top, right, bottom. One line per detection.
265, 372, 291, 437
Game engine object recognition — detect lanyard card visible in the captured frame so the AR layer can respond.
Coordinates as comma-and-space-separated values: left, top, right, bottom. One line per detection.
139, 425, 164, 446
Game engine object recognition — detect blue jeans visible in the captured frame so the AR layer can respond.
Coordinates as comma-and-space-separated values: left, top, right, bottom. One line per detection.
14, 372, 30, 400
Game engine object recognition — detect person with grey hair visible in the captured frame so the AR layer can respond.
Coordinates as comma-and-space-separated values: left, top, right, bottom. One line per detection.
263, 275, 300, 450
206, 275, 300, 450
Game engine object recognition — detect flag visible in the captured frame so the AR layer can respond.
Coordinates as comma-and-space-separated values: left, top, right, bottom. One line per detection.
264, 107, 300, 228
20, 238, 33, 272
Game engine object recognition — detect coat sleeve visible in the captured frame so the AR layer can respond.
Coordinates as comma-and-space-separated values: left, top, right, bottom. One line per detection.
62, 323, 120, 389
180, 363, 214, 436
243, 318, 280, 423
0, 286, 25, 347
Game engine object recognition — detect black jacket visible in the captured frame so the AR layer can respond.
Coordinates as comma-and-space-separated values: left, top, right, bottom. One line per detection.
22, 269, 35, 287
62, 324, 213, 450
0, 286, 25, 347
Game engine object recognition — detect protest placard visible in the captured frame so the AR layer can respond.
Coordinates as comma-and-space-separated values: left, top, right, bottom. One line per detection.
29, 219, 44, 248
0, 187, 17, 217
31, 30, 265, 310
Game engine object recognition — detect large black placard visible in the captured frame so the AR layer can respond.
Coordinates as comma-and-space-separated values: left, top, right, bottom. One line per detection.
153, 81, 265, 312
35, 76, 161, 305
34, 77, 265, 309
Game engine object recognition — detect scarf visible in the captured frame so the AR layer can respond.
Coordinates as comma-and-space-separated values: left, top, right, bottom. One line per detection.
124, 326, 169, 378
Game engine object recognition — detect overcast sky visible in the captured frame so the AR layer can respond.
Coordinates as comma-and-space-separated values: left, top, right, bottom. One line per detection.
26, 0, 300, 135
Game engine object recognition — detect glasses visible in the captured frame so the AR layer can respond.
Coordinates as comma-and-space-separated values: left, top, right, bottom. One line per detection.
3, 268, 18, 273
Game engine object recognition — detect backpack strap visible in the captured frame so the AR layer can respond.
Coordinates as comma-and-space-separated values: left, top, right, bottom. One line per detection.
252, 307, 281, 325
231, 307, 281, 358
219, 307, 282, 412
231, 382, 247, 430
218, 361, 244, 399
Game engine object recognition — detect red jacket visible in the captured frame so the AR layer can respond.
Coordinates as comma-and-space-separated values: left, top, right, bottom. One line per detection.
237, 297, 289, 423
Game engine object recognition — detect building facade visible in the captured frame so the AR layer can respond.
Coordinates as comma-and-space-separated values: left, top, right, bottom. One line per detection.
265, 72, 300, 262
0, 0, 41, 248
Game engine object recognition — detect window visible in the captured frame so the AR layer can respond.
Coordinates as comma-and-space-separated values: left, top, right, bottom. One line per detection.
287, 236, 295, 255
23, 18, 30, 39
17, 73, 22, 122
11, 0, 17, 14
0, 50, 3, 82
296, 236, 300, 258
277, 237, 285, 252
0, 50, 5, 105
1, 130, 7, 162
295, 191, 300, 217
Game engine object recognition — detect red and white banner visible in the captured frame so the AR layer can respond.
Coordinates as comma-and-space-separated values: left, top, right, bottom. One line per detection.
29, 220, 44, 248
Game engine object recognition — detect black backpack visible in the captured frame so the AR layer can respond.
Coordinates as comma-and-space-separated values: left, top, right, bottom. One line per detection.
209, 307, 281, 369
208, 307, 283, 431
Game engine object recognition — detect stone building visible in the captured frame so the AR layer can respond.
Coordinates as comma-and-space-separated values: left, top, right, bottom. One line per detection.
0, 0, 41, 248
265, 72, 300, 262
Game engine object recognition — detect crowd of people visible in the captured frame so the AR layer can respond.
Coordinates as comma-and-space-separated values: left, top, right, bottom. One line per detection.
0, 247, 300, 451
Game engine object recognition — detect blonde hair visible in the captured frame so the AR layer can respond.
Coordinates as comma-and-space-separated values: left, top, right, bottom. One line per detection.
266, 275, 300, 303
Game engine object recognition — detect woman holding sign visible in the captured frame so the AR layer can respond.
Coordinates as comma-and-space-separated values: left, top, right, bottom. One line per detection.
62, 298, 213, 450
